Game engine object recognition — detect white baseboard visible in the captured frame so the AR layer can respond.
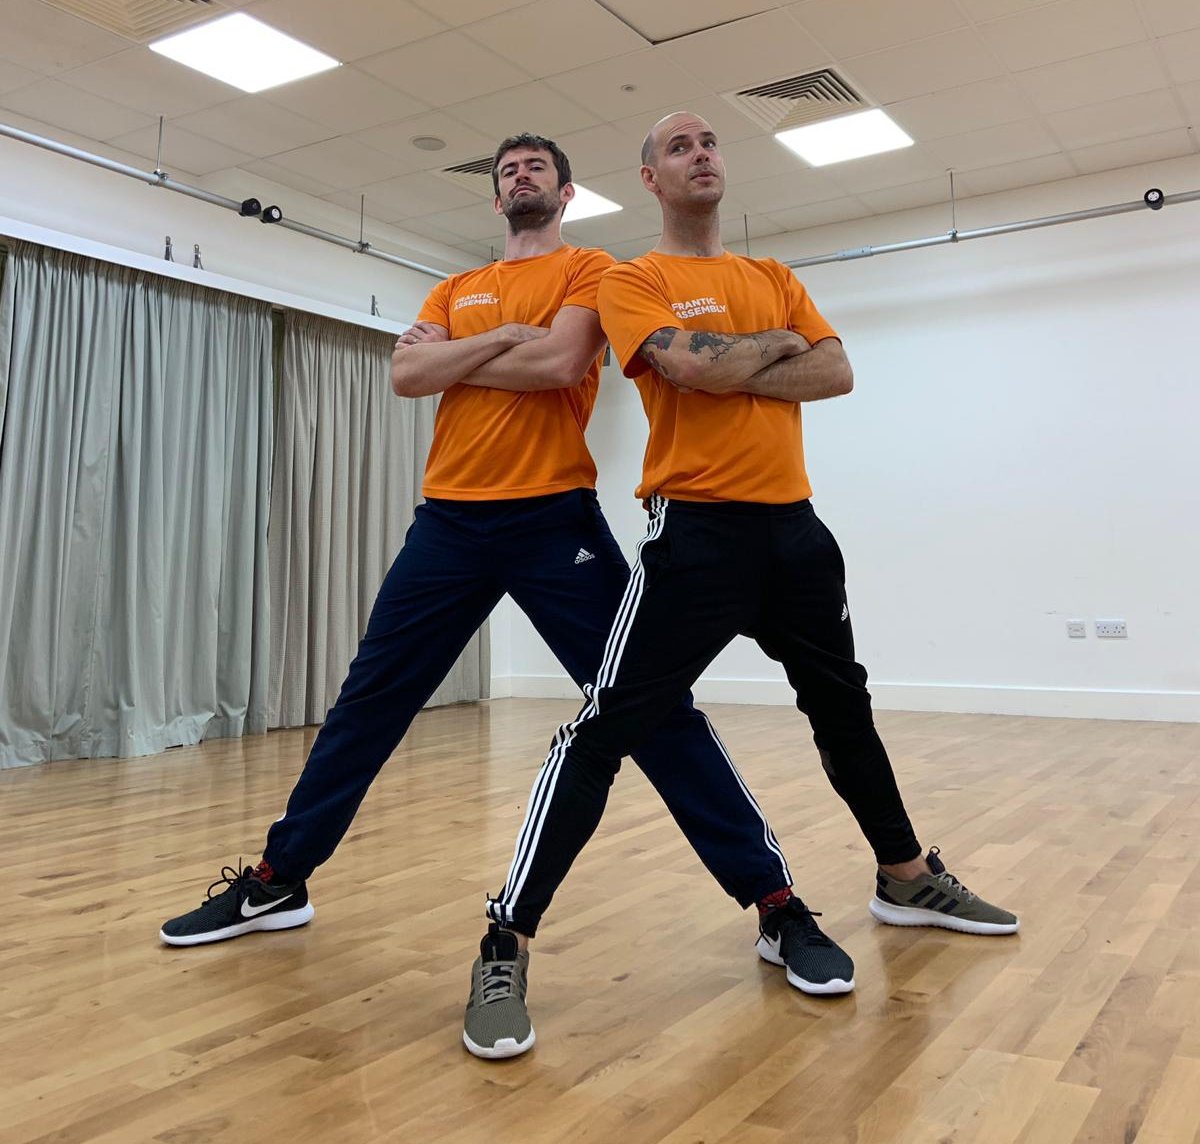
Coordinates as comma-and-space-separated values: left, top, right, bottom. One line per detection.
489, 674, 1200, 723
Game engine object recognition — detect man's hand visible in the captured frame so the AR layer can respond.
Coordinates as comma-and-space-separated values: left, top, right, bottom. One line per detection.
395, 321, 449, 349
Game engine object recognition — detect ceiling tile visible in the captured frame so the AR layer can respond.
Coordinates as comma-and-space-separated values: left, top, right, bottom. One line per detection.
60, 49, 238, 119
1158, 27, 1200, 83
550, 124, 643, 180
1014, 42, 1170, 115
265, 137, 416, 190
596, 0, 773, 43
927, 119, 1061, 171
1138, 0, 1200, 36
262, 67, 427, 132
1068, 127, 1197, 174
0, 58, 40, 95
545, 49, 708, 121
107, 123, 255, 176
581, 165, 652, 208
416, 202, 509, 242
463, 0, 645, 77
720, 134, 823, 183
843, 29, 1004, 104
765, 197, 872, 233
345, 171, 488, 221
408, 0, 533, 25
1046, 89, 1185, 149
952, 152, 1076, 195
1177, 80, 1200, 123
358, 31, 530, 105
0, 0, 130, 76
978, 0, 1145, 71
819, 145, 952, 194
613, 94, 766, 152
787, 0, 966, 58
445, 82, 599, 142
858, 177, 958, 214
732, 168, 855, 213
562, 206, 662, 245
886, 78, 1035, 141
661, 10, 830, 93
353, 112, 497, 170
606, 235, 661, 261
241, 157, 340, 199
719, 210, 784, 243
955, 0, 1052, 18
175, 99, 332, 157
374, 210, 490, 250
246, 0, 446, 62
0, 78, 154, 142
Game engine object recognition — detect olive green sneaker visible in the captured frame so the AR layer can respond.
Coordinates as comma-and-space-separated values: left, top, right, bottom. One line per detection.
462, 924, 535, 1059
870, 847, 1019, 935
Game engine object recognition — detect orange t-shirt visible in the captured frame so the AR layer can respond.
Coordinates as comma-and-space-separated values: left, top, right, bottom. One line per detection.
416, 245, 612, 500
597, 251, 838, 504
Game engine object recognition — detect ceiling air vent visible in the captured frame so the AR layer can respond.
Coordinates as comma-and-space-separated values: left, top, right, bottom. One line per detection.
45, 0, 215, 43
437, 156, 496, 198
724, 69, 868, 133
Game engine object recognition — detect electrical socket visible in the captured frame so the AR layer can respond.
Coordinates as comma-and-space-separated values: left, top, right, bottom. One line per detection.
1066, 620, 1086, 639
1095, 619, 1128, 639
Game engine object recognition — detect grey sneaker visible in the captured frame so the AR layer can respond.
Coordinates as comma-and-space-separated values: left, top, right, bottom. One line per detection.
756, 896, 855, 994
462, 924, 535, 1059
870, 847, 1019, 935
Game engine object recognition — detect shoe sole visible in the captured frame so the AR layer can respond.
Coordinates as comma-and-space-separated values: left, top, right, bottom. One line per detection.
159, 904, 315, 946
869, 898, 1019, 935
462, 1027, 536, 1060
755, 936, 855, 995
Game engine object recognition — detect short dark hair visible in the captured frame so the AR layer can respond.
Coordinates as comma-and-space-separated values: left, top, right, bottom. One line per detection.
491, 133, 572, 196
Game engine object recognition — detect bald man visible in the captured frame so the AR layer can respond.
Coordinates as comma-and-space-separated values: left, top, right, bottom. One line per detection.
463, 113, 1017, 1060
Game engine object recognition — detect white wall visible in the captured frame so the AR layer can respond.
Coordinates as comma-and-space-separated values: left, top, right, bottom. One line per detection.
499, 154, 1200, 722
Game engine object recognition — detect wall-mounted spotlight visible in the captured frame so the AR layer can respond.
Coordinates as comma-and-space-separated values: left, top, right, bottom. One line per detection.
1144, 188, 1165, 211
261, 204, 284, 224
239, 197, 262, 217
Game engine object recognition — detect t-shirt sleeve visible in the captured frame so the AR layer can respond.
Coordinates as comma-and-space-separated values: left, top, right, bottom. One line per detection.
416, 276, 453, 327
597, 262, 681, 378
561, 248, 616, 312
782, 265, 839, 344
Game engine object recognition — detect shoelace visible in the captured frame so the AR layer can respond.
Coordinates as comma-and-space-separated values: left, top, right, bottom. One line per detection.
202, 860, 272, 903
760, 899, 833, 947
479, 959, 519, 1005
933, 869, 977, 902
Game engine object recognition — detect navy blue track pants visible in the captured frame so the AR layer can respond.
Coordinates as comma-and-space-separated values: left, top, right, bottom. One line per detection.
263, 489, 792, 929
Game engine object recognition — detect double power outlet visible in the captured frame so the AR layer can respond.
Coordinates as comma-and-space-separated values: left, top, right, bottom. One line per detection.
1066, 619, 1128, 639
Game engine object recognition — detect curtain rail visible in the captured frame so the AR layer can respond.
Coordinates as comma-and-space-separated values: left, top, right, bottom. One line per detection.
785, 188, 1200, 269
0, 121, 449, 280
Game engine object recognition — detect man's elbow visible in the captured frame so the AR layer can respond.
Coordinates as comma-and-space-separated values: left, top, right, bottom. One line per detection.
391, 365, 420, 397
836, 363, 854, 395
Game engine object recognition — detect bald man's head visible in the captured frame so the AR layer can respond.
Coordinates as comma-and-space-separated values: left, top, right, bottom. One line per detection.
640, 112, 702, 168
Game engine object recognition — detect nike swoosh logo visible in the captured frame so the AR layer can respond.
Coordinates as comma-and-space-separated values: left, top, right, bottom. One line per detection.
241, 893, 292, 918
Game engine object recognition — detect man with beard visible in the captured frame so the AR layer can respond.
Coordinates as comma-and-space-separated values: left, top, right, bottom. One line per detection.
161, 133, 833, 1050
469, 114, 1019, 1058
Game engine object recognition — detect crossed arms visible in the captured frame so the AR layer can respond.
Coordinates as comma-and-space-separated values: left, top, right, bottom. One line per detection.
637, 328, 853, 403
390, 305, 606, 398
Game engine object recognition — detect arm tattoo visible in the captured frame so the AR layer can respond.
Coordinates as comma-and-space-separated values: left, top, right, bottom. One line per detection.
688, 330, 737, 363
640, 328, 678, 379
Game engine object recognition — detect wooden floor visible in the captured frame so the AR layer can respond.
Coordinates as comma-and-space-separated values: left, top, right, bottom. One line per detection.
3, 699, 1199, 1144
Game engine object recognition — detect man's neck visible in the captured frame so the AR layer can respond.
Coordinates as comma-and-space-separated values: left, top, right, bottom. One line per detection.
503, 221, 565, 261
654, 207, 724, 258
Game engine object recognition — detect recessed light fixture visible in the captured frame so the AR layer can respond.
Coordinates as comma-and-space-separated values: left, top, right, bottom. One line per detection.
775, 108, 913, 167
563, 185, 622, 223
149, 13, 340, 94
411, 135, 447, 152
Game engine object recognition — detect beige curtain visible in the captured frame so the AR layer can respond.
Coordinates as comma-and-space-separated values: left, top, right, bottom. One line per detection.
267, 311, 488, 728
0, 240, 274, 767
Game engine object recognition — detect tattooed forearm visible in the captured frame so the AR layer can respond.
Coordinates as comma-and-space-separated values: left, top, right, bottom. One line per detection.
640, 328, 679, 379
687, 330, 736, 363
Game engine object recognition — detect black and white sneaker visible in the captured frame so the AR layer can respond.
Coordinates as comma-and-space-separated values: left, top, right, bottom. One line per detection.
159, 862, 314, 946
756, 897, 855, 995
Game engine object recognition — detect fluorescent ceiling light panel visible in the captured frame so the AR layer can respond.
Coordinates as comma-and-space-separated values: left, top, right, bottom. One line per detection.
776, 109, 914, 167
563, 185, 622, 223
149, 14, 340, 94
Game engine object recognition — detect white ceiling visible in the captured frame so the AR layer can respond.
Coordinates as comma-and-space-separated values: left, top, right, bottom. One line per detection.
1, 0, 1197, 268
